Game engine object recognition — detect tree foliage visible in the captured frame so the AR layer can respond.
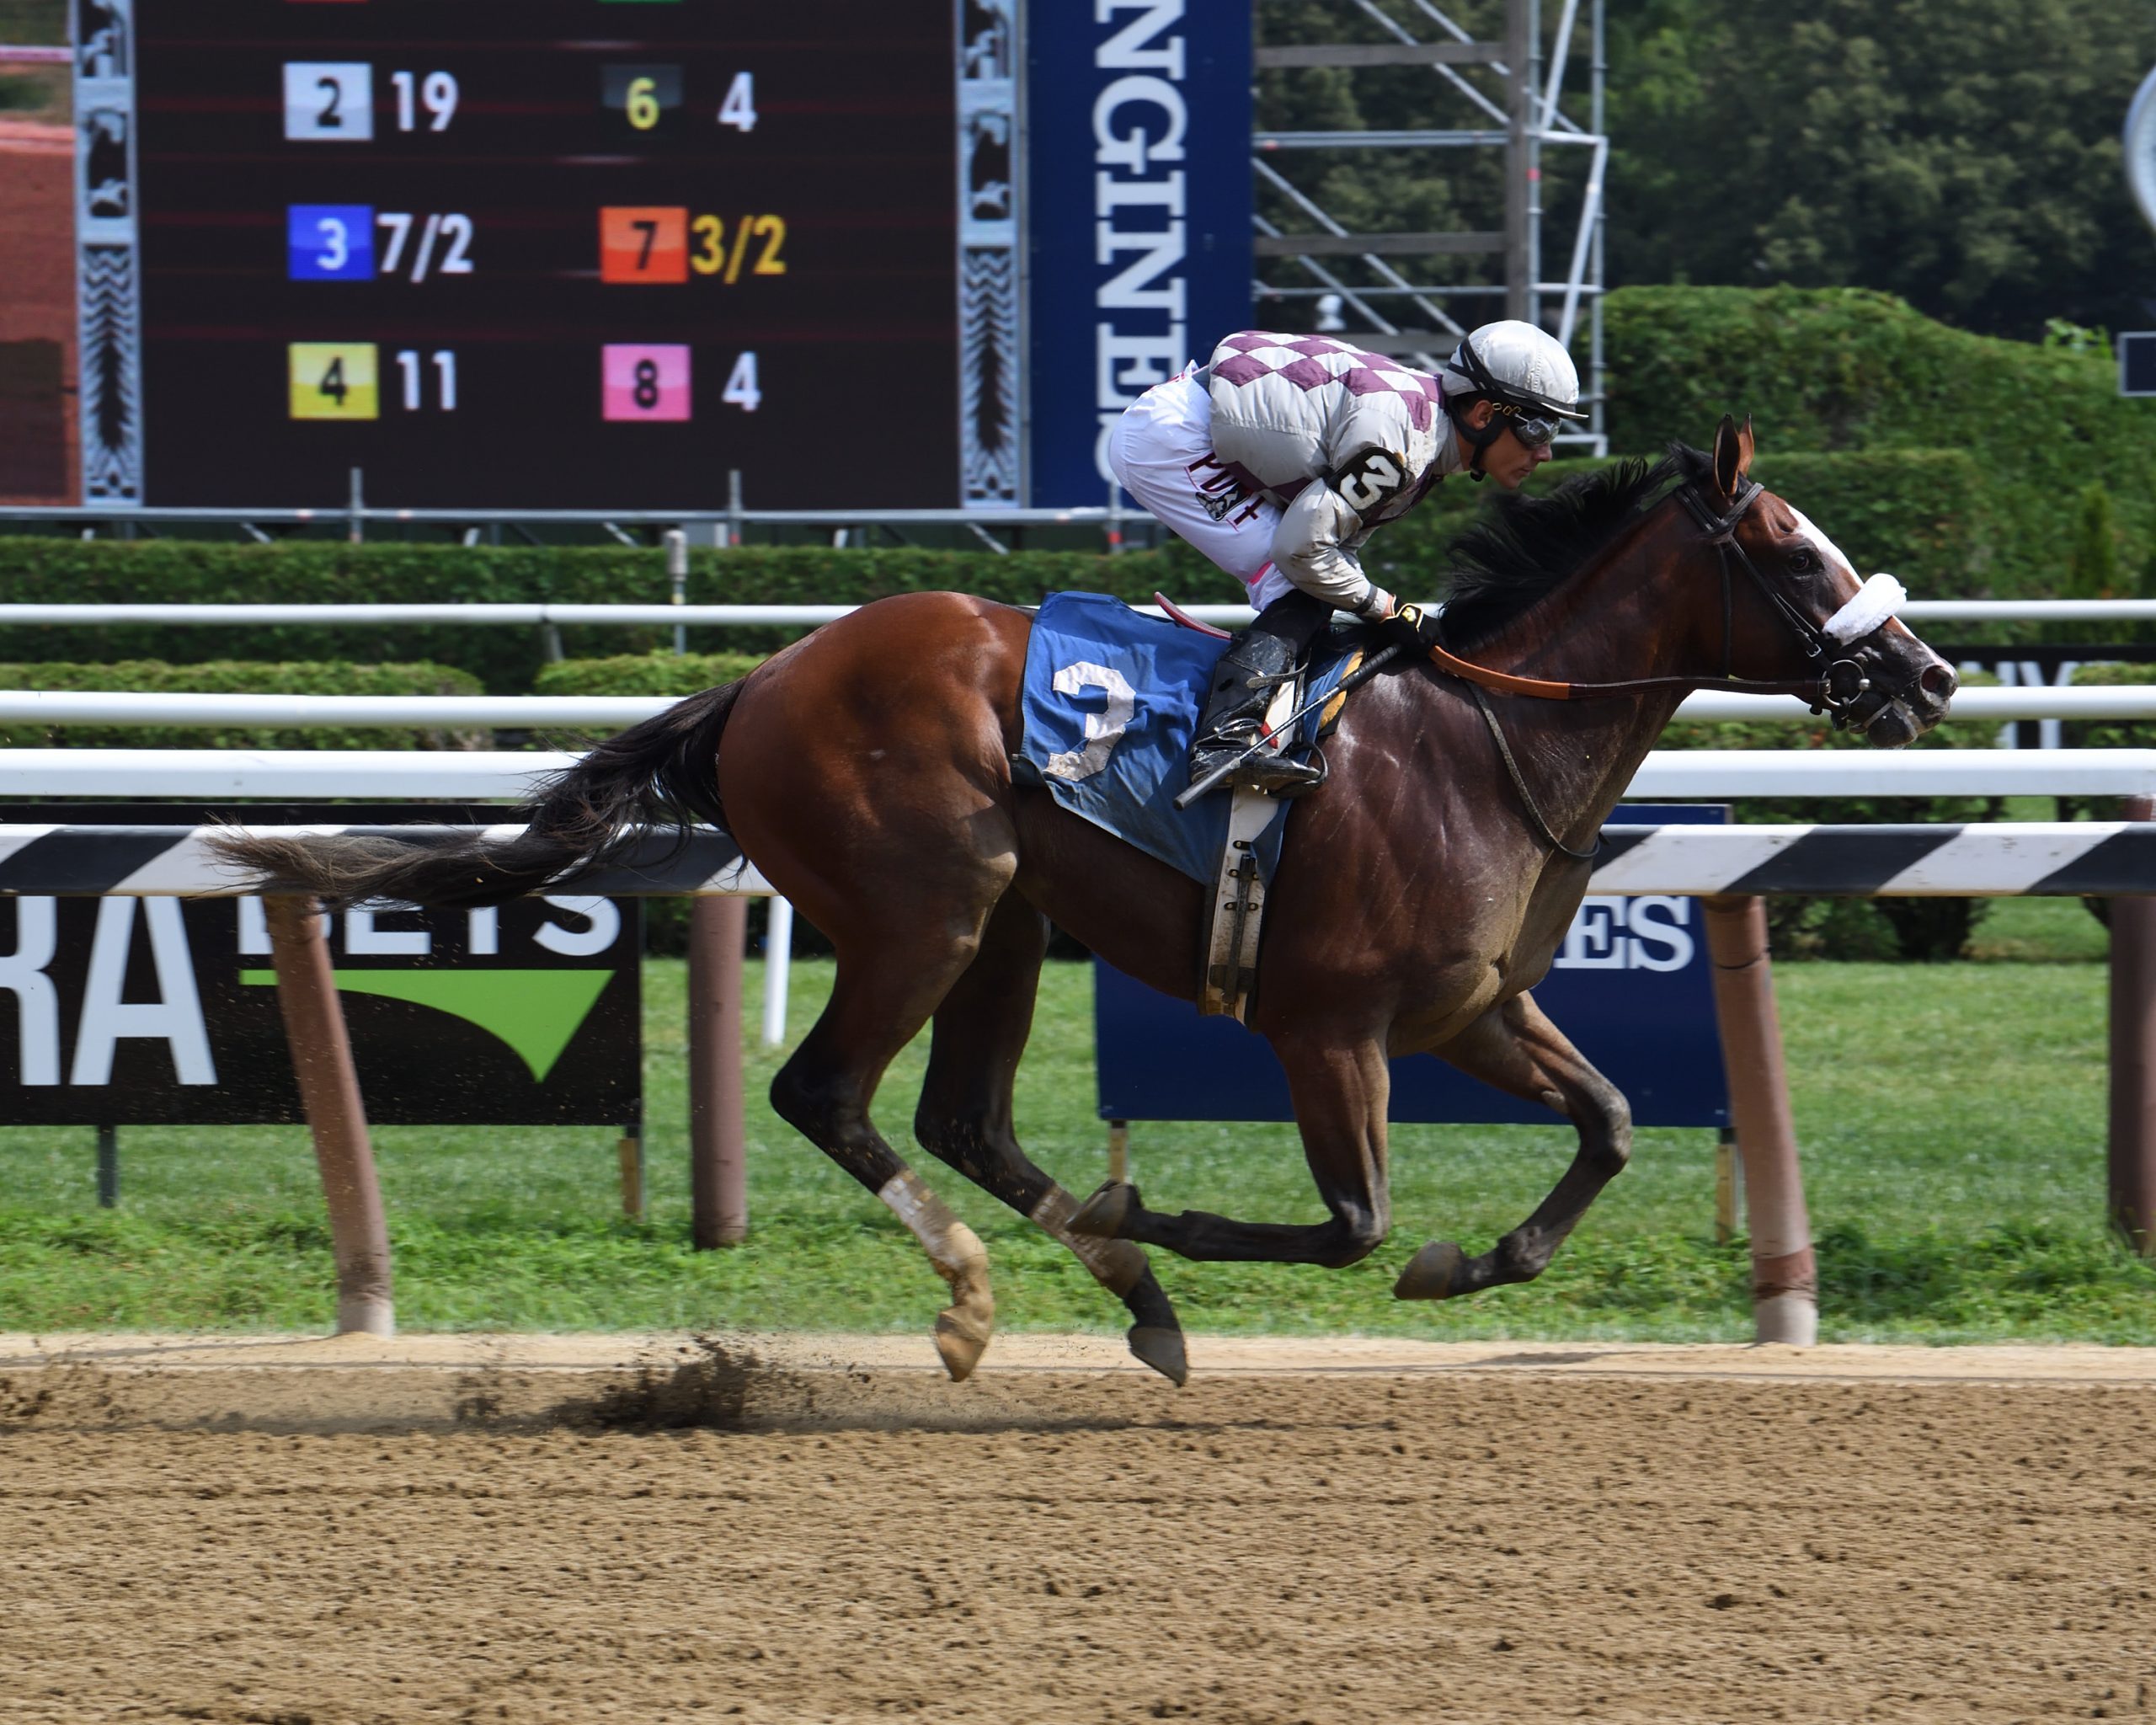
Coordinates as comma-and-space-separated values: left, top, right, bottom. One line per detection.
1256, 0, 2156, 341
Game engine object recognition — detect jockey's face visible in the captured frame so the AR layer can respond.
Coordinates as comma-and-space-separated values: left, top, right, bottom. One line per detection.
1457, 399, 1557, 489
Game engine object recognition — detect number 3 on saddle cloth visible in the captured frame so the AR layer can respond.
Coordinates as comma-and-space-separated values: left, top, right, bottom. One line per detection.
1011, 592, 1366, 1012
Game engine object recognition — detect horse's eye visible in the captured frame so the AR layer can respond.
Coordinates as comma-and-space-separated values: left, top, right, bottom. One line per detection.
1787, 547, 1820, 574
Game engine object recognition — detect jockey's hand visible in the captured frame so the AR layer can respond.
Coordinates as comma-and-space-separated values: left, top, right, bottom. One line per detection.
1383, 601, 1444, 658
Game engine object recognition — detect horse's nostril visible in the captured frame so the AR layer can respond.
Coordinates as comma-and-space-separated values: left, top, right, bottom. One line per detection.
1919, 662, 1956, 700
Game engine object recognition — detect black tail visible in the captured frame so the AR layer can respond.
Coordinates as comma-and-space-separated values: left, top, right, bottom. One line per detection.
209, 678, 747, 908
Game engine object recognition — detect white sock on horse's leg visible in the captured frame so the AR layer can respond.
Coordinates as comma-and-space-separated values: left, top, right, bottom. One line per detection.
878, 1169, 995, 1381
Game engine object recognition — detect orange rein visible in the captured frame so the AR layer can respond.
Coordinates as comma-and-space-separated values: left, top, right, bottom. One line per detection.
1416, 637, 1817, 703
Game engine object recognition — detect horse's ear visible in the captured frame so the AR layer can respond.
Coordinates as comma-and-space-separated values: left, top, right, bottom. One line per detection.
1711, 414, 1754, 499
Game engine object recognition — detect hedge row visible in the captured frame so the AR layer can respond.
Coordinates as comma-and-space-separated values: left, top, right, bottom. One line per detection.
0, 442, 2013, 686
0, 539, 1176, 691
0, 660, 486, 751
1603, 285, 2156, 603
531, 651, 766, 697
1366, 447, 1993, 630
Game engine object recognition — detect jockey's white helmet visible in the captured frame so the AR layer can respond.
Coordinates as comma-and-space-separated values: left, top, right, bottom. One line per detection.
1439, 320, 1588, 423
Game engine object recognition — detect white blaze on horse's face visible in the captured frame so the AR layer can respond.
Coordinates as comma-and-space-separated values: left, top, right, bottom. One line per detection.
1790, 506, 1907, 647
1790, 507, 1856, 586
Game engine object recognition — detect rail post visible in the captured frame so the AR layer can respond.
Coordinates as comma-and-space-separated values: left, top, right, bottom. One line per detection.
96, 1124, 119, 1208
264, 895, 393, 1337
689, 895, 750, 1247
2110, 793, 2156, 1252
1701, 894, 1817, 1345
616, 1126, 646, 1223
664, 528, 688, 654
760, 895, 793, 1046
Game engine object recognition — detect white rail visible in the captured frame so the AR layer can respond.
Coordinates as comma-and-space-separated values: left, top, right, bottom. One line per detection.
0, 686, 2151, 728
2, 597, 2154, 628
4, 748, 2153, 799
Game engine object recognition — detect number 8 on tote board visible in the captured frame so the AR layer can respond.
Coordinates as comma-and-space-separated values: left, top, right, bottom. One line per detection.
602, 345, 691, 423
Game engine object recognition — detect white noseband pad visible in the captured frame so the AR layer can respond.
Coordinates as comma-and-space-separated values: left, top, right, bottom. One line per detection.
1821, 573, 1905, 648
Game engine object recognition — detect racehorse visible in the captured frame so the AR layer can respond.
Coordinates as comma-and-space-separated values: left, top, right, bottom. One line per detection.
214, 419, 1955, 1386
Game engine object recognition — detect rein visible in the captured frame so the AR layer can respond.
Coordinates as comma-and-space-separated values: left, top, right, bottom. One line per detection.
1419, 476, 1860, 708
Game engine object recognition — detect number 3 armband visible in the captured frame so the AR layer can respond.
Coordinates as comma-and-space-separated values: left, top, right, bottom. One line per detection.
1328, 446, 1411, 519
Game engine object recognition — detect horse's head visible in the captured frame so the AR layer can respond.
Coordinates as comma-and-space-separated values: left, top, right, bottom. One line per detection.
1678, 415, 1956, 747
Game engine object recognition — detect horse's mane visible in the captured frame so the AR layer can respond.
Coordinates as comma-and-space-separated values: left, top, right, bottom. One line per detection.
1436, 443, 1714, 649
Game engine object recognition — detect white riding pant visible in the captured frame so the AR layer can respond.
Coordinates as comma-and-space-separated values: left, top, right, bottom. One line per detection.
1107, 371, 1297, 612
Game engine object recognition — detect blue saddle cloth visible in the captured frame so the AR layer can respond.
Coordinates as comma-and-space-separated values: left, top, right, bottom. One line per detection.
1017, 591, 1364, 888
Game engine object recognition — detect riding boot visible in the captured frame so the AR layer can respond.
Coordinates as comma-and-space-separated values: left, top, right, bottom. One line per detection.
1185, 627, 1328, 797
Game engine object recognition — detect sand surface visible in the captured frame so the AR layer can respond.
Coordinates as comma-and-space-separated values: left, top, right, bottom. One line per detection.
3, 1332, 2153, 1722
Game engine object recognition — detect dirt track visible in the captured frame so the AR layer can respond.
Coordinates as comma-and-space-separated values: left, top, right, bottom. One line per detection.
3, 1334, 2153, 1724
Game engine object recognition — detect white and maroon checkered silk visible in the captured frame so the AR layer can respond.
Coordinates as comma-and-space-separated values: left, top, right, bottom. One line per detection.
1209, 332, 1443, 435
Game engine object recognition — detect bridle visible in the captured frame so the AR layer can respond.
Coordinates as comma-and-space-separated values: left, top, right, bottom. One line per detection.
1417, 473, 1902, 723
1420, 473, 1911, 862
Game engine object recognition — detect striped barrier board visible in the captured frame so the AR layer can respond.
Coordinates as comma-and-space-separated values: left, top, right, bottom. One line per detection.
1588, 823, 2156, 896
0, 825, 772, 898
0, 823, 2148, 898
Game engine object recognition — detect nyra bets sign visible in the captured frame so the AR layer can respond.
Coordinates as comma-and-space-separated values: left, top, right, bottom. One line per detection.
0, 895, 638, 1126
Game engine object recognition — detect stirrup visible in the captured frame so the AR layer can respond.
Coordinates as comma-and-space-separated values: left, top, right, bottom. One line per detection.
1187, 741, 1326, 798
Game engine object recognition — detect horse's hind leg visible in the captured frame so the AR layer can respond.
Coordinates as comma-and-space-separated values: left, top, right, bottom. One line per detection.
1074, 1027, 1395, 1268
1395, 991, 1631, 1301
767, 895, 1011, 1382
913, 893, 1188, 1386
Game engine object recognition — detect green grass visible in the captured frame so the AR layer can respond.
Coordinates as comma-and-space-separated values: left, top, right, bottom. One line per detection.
4, 934, 2153, 1343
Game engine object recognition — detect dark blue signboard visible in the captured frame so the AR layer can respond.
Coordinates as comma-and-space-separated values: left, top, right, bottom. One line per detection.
1095, 806, 1732, 1128
1026, 0, 1252, 505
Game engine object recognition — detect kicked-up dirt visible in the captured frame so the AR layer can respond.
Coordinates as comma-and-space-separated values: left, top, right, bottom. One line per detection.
0, 1332, 2152, 1724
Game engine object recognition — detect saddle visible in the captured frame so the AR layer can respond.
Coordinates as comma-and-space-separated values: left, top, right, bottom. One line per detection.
1009, 590, 1372, 1025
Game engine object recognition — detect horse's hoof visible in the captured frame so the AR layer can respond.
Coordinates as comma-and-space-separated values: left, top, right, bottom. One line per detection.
933, 1309, 991, 1382
1127, 1324, 1188, 1387
1394, 1240, 1468, 1301
1070, 1181, 1139, 1239
928, 1220, 995, 1382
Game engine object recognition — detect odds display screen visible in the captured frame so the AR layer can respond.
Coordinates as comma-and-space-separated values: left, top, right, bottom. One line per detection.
120, 2, 963, 509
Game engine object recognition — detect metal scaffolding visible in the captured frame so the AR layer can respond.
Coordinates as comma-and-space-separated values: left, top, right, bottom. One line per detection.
1251, 0, 1609, 455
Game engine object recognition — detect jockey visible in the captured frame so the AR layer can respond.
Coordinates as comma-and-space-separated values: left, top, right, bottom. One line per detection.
1107, 318, 1587, 796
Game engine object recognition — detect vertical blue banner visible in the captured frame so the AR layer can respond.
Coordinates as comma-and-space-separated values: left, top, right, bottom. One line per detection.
1025, 1, 1252, 506
1094, 808, 1734, 1129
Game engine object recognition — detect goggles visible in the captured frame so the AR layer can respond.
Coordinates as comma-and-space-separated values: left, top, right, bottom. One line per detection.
1491, 402, 1561, 449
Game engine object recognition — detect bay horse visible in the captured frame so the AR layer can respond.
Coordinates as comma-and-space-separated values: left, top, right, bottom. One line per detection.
214, 418, 1955, 1386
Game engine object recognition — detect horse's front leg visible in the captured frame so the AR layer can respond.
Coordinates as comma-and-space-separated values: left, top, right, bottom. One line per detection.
1072, 1031, 1392, 1267
1394, 990, 1630, 1300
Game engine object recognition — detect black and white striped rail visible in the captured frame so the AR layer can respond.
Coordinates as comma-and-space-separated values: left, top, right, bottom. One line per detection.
0, 822, 2149, 899
1589, 823, 2156, 895
0, 825, 772, 898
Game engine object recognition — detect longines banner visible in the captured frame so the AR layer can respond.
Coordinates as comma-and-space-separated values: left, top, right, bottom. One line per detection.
1026, 0, 1253, 505
0, 808, 638, 1127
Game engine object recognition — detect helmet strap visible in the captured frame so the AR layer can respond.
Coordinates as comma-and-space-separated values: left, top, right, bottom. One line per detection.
1450, 398, 1507, 480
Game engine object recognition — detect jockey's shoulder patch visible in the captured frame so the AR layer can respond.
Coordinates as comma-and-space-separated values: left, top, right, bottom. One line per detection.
1328, 444, 1411, 517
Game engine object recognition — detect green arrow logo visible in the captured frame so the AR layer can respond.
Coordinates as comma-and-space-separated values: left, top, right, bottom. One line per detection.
240, 969, 614, 1083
